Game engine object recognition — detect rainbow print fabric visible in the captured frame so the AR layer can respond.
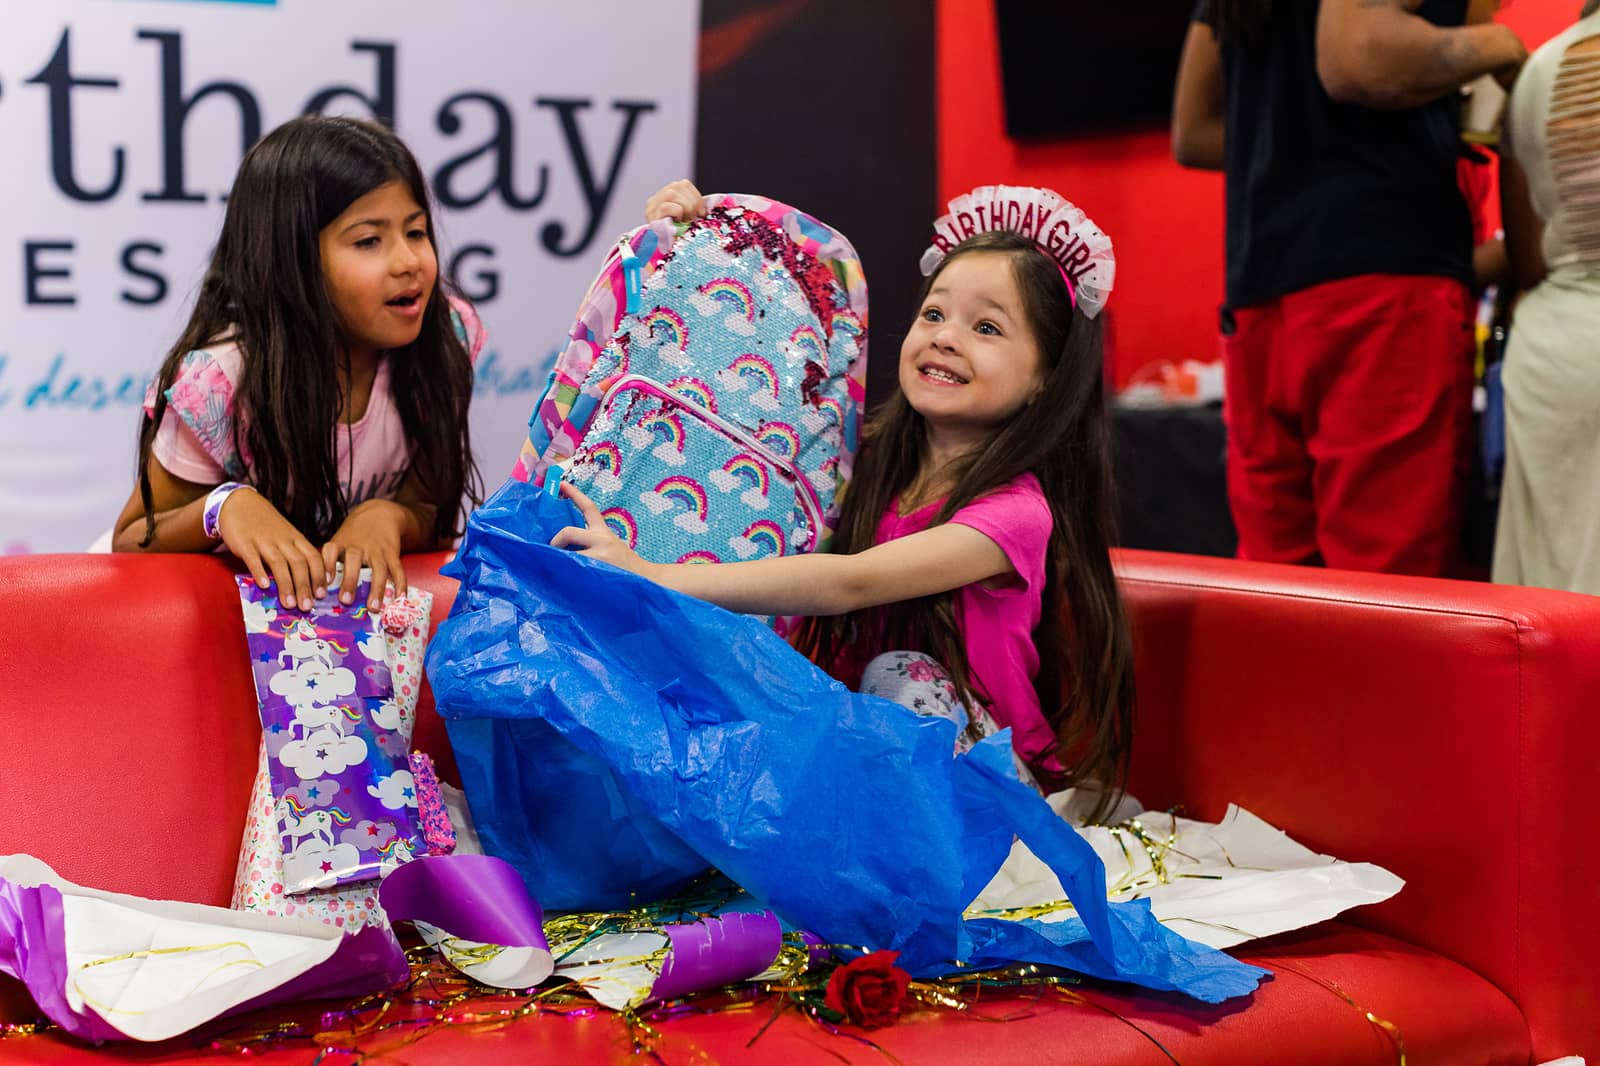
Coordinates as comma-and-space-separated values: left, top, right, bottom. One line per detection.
514, 195, 868, 568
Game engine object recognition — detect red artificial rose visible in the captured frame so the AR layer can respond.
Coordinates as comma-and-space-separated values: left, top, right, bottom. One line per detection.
824, 950, 912, 1029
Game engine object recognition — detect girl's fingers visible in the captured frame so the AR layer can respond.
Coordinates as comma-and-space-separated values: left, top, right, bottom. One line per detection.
322, 541, 341, 582
367, 555, 390, 612
645, 180, 703, 222
551, 526, 598, 551
301, 543, 328, 599
388, 555, 408, 600
559, 481, 606, 527
644, 191, 673, 221
285, 550, 314, 612
262, 550, 297, 611
340, 548, 365, 605
239, 545, 271, 591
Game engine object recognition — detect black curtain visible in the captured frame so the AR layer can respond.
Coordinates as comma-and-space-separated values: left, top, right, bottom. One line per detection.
696, 0, 937, 408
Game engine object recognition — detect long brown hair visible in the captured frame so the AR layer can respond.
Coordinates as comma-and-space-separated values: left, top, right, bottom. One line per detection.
136, 115, 480, 546
794, 231, 1134, 820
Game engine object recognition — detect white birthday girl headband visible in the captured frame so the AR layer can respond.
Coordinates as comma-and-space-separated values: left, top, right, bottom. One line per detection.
918, 185, 1116, 320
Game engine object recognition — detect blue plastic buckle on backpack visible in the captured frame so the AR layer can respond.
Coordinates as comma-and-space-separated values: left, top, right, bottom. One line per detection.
619, 235, 643, 316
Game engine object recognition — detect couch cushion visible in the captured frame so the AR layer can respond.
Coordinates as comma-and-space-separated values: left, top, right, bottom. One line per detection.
1113, 549, 1600, 1060
0, 554, 261, 907
0, 554, 464, 909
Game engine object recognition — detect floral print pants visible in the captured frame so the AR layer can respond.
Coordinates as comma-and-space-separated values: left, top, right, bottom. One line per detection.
859, 651, 1039, 791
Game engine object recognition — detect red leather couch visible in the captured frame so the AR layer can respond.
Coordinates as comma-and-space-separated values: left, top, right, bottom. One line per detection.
1, 549, 1595, 1064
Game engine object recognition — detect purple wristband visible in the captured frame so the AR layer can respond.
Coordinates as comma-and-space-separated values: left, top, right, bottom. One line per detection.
202, 482, 246, 539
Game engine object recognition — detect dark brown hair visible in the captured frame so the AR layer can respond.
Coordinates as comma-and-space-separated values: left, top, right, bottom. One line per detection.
794, 230, 1135, 820
136, 115, 480, 545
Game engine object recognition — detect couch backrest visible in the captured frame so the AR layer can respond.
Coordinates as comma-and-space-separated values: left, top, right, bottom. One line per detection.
0, 553, 460, 909
1114, 548, 1600, 1057
3, 549, 1595, 1053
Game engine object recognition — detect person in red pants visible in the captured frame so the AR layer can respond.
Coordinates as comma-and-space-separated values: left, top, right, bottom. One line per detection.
1172, 0, 1524, 575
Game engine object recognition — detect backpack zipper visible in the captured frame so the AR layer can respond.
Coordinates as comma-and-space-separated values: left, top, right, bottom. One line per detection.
599, 373, 824, 553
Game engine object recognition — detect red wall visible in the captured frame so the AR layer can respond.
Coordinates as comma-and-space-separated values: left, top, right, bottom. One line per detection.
936, 0, 1578, 388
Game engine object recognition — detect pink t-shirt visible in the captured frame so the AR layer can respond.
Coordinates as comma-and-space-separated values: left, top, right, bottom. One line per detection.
152, 344, 409, 505
872, 472, 1056, 763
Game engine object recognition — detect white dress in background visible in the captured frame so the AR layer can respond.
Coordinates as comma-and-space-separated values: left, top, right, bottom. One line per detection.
1494, 12, 1600, 593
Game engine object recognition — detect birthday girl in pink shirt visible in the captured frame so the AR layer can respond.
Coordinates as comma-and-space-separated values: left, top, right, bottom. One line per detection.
557, 181, 1132, 815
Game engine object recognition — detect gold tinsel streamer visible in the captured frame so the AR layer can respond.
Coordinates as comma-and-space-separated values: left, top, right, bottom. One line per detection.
71, 940, 267, 1017
2, 947, 1183, 1063
0, 871, 1193, 1061
1270, 959, 1408, 1065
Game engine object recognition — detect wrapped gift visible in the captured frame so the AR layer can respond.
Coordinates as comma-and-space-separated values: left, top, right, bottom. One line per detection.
0, 855, 407, 1044
236, 579, 427, 896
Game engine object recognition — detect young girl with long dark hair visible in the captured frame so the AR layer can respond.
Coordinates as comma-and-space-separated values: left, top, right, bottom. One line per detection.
112, 115, 483, 612
558, 181, 1133, 817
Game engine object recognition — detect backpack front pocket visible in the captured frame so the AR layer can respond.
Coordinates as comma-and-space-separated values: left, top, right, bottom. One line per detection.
564, 375, 822, 566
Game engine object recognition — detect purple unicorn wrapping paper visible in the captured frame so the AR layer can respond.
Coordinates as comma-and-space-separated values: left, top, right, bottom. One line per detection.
238, 578, 424, 895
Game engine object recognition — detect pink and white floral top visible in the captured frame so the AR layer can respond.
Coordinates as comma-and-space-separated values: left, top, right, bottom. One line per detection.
143, 297, 485, 505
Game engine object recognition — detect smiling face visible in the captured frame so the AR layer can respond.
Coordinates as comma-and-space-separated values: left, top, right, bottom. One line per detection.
318, 179, 438, 360
898, 251, 1047, 441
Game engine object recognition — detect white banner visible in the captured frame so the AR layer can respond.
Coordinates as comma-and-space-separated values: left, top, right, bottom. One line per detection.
0, 0, 699, 552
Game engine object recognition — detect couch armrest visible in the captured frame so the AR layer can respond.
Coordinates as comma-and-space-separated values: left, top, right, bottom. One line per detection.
1114, 549, 1599, 1059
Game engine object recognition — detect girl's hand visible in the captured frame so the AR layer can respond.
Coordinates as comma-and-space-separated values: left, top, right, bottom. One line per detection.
219, 487, 328, 612
644, 179, 708, 223
322, 498, 415, 610
551, 483, 655, 579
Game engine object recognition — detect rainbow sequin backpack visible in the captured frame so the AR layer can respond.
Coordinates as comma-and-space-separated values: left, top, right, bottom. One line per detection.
513, 194, 868, 565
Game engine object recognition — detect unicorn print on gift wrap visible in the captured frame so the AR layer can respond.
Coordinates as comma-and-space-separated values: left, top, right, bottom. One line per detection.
277, 794, 353, 849
277, 617, 347, 671
376, 833, 419, 876
357, 627, 387, 665
290, 702, 363, 740
370, 696, 411, 733
241, 596, 278, 635
267, 631, 357, 714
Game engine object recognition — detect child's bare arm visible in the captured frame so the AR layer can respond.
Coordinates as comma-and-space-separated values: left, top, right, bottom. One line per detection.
113, 456, 328, 610
552, 483, 1016, 617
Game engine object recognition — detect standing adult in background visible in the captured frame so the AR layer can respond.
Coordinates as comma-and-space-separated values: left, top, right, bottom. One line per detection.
1493, 1, 1600, 592
1172, 1, 1525, 576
